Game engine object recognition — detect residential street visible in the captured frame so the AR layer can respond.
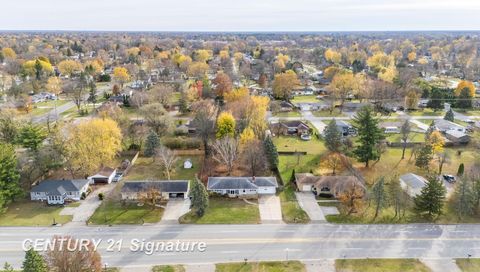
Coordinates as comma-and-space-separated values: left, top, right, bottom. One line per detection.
1, 224, 479, 269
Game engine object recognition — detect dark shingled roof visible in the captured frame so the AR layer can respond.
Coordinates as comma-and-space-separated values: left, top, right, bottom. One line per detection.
31, 180, 89, 196
207, 177, 278, 190
121, 180, 189, 193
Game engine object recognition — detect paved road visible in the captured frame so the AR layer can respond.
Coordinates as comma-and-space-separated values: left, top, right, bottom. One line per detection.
3, 223, 478, 269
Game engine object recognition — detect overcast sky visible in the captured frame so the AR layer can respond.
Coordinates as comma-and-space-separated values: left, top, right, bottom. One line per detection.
2, 0, 480, 31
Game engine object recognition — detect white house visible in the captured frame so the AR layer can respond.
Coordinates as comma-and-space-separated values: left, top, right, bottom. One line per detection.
434, 120, 466, 133
30, 179, 90, 205
399, 173, 427, 197
88, 167, 117, 184
207, 177, 278, 197
121, 180, 190, 200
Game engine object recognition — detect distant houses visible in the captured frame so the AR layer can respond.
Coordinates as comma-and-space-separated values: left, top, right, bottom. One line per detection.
270, 121, 310, 136
207, 176, 278, 197
30, 179, 90, 205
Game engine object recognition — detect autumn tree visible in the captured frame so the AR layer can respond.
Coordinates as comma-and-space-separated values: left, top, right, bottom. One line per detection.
212, 136, 239, 176
156, 145, 178, 180
400, 120, 411, 159
338, 183, 365, 215
329, 72, 356, 111
388, 176, 410, 219
455, 80, 475, 97
64, 118, 122, 177
242, 139, 267, 176
272, 70, 299, 100
113, 67, 130, 89
46, 235, 102, 272
139, 185, 162, 209
352, 106, 384, 167
191, 100, 218, 156
140, 103, 173, 136
212, 71, 232, 98
216, 111, 236, 138
58, 60, 83, 76
322, 152, 346, 175
187, 62, 209, 78
371, 177, 387, 220
324, 48, 342, 64
405, 89, 420, 110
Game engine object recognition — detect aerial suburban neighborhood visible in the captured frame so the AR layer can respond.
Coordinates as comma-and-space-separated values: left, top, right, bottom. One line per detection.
1, 1, 480, 272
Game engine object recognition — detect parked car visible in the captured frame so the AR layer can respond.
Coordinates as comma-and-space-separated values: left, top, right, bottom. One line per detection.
442, 174, 456, 183
113, 172, 123, 182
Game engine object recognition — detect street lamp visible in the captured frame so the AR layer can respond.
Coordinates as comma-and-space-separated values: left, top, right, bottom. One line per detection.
104, 263, 108, 271
285, 248, 289, 261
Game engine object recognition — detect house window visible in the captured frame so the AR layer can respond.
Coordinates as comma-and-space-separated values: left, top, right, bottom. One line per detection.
320, 187, 330, 192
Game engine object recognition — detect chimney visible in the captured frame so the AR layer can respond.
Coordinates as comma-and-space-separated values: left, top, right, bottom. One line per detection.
252, 176, 256, 183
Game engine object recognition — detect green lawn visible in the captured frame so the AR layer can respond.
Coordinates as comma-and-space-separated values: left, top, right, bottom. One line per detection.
272, 136, 327, 155
290, 95, 318, 103
335, 259, 431, 272
152, 265, 185, 272
408, 109, 444, 116
215, 261, 305, 272
0, 201, 72, 226
279, 186, 309, 223
125, 155, 202, 181
385, 132, 425, 143
179, 198, 260, 224
456, 259, 480, 272
273, 111, 302, 117
88, 200, 164, 225
312, 109, 345, 117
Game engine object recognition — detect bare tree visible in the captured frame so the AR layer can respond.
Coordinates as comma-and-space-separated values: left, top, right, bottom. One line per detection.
212, 136, 239, 176
156, 145, 178, 180
191, 100, 218, 156
138, 185, 162, 209
400, 119, 411, 159
242, 139, 266, 176
45, 235, 102, 272
149, 85, 173, 108
140, 103, 173, 136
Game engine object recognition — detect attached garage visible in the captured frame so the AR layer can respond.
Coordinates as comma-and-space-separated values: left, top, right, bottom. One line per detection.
257, 186, 276, 194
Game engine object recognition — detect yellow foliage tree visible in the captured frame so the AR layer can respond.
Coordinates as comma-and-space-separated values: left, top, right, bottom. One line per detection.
194, 49, 212, 62
187, 62, 209, 78
378, 66, 398, 83
455, 80, 476, 97
274, 53, 289, 70
84, 59, 104, 75
233, 52, 243, 62
65, 118, 122, 177
224, 87, 249, 103
219, 50, 230, 60
46, 77, 62, 95
113, 67, 130, 88
367, 52, 394, 72
325, 48, 342, 64
429, 130, 445, 154
246, 96, 270, 137
407, 51, 417, 62
1, 48, 16, 59
58, 60, 83, 76
216, 111, 236, 138
22, 59, 54, 76
239, 127, 255, 146
272, 70, 299, 100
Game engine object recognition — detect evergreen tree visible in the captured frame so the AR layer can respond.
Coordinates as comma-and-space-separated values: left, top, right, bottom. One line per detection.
324, 119, 343, 152
388, 176, 410, 219
264, 136, 279, 170
144, 130, 160, 157
22, 248, 48, 272
457, 163, 465, 177
3, 263, 14, 272
18, 124, 46, 152
425, 120, 436, 142
87, 82, 97, 106
443, 108, 455, 122
415, 144, 433, 170
456, 87, 473, 109
0, 143, 21, 212
352, 106, 384, 167
451, 178, 475, 219
427, 88, 443, 111
371, 177, 387, 220
414, 176, 446, 219
290, 169, 296, 183
189, 178, 209, 217
179, 92, 189, 113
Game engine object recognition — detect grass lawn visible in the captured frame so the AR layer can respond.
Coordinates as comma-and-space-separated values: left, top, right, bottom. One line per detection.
125, 155, 203, 181
0, 201, 72, 226
290, 95, 319, 103
335, 259, 431, 272
456, 259, 480, 272
179, 198, 260, 224
273, 111, 302, 117
279, 186, 310, 223
215, 261, 305, 272
312, 109, 345, 117
152, 265, 185, 272
88, 200, 164, 225
408, 109, 444, 116
272, 136, 327, 155
385, 132, 425, 143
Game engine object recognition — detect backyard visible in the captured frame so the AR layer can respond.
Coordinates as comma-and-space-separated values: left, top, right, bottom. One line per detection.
125, 155, 203, 181
179, 197, 260, 224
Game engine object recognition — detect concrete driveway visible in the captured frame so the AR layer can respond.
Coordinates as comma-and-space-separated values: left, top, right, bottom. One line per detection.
160, 198, 191, 224
295, 192, 326, 223
258, 195, 282, 223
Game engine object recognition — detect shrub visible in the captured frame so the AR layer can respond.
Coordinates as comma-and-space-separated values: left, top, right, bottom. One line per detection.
98, 193, 104, 201
163, 137, 201, 150
81, 192, 86, 200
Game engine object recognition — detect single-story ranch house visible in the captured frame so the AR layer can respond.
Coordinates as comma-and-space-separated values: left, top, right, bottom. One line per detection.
207, 176, 278, 197
270, 121, 310, 136
30, 179, 90, 205
294, 173, 365, 198
88, 166, 117, 184
121, 180, 190, 200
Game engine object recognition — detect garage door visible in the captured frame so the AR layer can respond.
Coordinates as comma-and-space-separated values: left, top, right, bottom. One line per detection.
169, 193, 185, 198
258, 187, 275, 194
302, 185, 312, 191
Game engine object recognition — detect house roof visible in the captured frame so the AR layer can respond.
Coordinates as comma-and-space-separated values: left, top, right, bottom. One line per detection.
31, 180, 89, 196
90, 167, 116, 178
399, 173, 427, 190
280, 121, 310, 129
445, 130, 469, 139
434, 120, 465, 131
295, 173, 365, 195
207, 177, 278, 190
121, 180, 189, 193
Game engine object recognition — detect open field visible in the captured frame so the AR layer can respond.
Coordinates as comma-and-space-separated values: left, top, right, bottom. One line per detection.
272, 136, 327, 155
456, 259, 480, 272
180, 198, 260, 224
0, 201, 72, 226
335, 259, 431, 272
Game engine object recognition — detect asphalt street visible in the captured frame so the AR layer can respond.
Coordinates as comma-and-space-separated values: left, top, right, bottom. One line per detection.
1, 224, 479, 269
